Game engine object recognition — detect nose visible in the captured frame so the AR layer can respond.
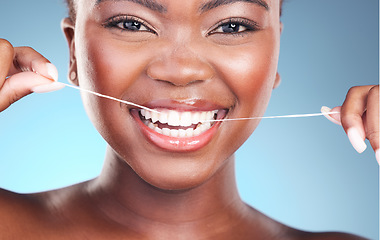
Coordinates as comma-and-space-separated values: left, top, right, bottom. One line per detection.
146, 43, 214, 86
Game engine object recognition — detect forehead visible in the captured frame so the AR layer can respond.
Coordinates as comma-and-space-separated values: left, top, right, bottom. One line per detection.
89, 0, 276, 12
74, 0, 280, 23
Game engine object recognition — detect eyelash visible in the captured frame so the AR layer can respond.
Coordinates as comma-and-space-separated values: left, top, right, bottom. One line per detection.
103, 15, 259, 37
103, 15, 155, 34
208, 18, 260, 36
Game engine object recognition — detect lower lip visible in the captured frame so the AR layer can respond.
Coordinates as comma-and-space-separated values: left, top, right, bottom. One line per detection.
131, 110, 222, 152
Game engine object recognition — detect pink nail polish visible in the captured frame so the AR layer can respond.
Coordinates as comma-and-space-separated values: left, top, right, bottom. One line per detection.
46, 63, 59, 82
347, 128, 367, 154
376, 150, 380, 165
32, 82, 65, 93
321, 106, 341, 125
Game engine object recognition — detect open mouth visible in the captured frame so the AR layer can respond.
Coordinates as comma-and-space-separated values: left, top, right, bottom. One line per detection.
130, 106, 228, 151
139, 109, 225, 138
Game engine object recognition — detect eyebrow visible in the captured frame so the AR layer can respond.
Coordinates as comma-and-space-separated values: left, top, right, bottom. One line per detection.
200, 0, 269, 12
96, 0, 167, 13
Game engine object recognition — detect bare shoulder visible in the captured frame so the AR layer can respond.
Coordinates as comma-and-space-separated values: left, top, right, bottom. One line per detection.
0, 188, 48, 237
277, 222, 368, 240
0, 183, 91, 239
0, 187, 44, 218
279, 222, 368, 240
244, 206, 368, 240
287, 230, 369, 240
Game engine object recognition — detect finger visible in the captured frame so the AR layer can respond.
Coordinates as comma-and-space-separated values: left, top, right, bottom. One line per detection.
341, 86, 374, 154
0, 72, 63, 112
8, 46, 58, 82
0, 39, 14, 88
321, 106, 341, 125
364, 86, 379, 161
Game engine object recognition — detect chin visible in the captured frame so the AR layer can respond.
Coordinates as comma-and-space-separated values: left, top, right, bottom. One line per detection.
129, 152, 226, 191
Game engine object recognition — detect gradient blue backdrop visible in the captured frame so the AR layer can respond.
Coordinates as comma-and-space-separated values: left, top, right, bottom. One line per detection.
0, 0, 378, 239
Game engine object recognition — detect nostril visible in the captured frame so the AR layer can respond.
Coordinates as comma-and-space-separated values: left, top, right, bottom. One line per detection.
154, 78, 205, 87
146, 54, 214, 86
176, 79, 205, 87
187, 79, 204, 85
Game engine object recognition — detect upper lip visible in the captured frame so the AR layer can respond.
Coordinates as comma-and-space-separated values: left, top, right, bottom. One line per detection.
138, 99, 228, 112
128, 98, 230, 151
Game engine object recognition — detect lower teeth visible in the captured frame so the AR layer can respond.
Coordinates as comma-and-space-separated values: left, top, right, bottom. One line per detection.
145, 120, 212, 138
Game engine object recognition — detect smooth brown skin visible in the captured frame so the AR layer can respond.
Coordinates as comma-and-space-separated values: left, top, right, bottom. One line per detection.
0, 0, 377, 239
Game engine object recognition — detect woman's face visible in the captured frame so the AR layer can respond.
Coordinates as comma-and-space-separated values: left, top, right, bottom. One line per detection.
70, 0, 281, 190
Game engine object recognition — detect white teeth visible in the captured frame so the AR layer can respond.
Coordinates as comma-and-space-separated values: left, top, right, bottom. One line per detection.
144, 110, 152, 121
168, 111, 180, 126
140, 109, 220, 138
193, 127, 201, 136
206, 111, 214, 120
141, 109, 218, 127
159, 111, 168, 124
200, 112, 207, 123
141, 109, 217, 127
185, 128, 194, 137
162, 128, 171, 136
152, 126, 210, 138
148, 122, 155, 130
155, 127, 163, 134
178, 129, 186, 138
170, 129, 179, 137
180, 112, 192, 127
151, 111, 159, 123
191, 112, 201, 124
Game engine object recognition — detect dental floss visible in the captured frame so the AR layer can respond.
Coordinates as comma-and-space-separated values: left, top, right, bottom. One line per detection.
61, 83, 160, 114
61, 82, 339, 121
203, 112, 340, 123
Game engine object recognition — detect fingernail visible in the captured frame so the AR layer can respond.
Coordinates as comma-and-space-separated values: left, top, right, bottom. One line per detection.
321, 106, 341, 125
46, 63, 59, 82
347, 128, 367, 153
376, 149, 380, 165
32, 82, 65, 93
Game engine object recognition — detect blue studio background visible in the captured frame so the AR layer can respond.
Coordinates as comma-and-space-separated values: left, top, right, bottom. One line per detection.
0, 0, 378, 239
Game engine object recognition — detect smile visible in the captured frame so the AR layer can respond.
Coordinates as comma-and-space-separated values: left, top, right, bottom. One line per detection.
130, 103, 228, 152
139, 109, 218, 138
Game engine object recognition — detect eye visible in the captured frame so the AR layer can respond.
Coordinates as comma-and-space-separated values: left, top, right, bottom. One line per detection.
216, 22, 248, 33
117, 19, 149, 31
208, 18, 259, 35
104, 15, 155, 33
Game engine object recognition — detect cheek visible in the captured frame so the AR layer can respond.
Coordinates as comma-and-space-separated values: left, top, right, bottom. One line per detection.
79, 39, 148, 97
213, 38, 279, 117
205, 31, 280, 151
74, 27, 154, 148
76, 26, 155, 122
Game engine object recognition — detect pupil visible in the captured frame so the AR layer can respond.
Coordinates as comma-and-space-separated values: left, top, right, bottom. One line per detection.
222, 23, 239, 33
124, 21, 141, 30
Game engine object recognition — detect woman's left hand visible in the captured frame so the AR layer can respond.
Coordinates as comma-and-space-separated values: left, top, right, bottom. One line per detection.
322, 85, 379, 164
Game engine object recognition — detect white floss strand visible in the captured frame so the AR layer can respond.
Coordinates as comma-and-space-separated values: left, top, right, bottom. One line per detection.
61, 82, 339, 121
204, 112, 340, 123
61, 83, 160, 114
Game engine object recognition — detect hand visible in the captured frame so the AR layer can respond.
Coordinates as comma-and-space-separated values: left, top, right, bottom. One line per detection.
0, 39, 64, 112
322, 85, 379, 164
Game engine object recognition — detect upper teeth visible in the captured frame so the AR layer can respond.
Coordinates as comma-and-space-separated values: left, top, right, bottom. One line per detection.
140, 109, 217, 127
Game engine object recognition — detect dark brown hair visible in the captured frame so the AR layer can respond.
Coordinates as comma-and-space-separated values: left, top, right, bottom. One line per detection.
65, 0, 76, 21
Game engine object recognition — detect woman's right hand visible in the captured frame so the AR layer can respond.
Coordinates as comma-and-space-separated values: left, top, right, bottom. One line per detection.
0, 39, 64, 112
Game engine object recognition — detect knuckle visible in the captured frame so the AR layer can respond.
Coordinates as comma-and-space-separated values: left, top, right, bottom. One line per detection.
0, 39, 14, 57
341, 113, 361, 127
367, 130, 379, 143
18, 46, 35, 53
3, 81, 27, 106
346, 86, 360, 97
367, 85, 379, 99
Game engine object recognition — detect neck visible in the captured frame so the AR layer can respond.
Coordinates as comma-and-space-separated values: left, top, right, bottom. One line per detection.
88, 146, 248, 236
